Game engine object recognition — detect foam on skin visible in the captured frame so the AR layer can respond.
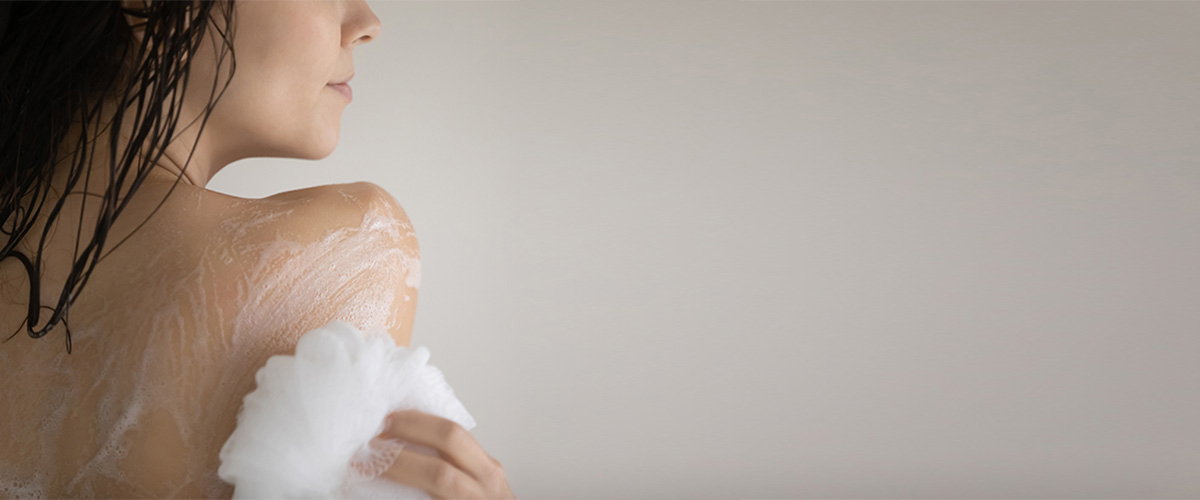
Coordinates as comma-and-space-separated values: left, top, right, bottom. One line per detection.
0, 183, 420, 498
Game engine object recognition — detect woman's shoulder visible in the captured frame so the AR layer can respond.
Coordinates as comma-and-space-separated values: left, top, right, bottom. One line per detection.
100, 180, 417, 275
82, 179, 420, 349
191, 181, 420, 344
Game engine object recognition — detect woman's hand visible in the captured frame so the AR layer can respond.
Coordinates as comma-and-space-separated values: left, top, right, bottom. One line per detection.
378, 409, 516, 499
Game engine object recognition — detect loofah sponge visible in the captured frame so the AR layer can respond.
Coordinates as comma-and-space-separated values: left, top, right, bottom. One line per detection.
217, 320, 476, 499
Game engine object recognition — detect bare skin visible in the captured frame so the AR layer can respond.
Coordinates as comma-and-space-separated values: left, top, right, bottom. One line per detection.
0, 1, 513, 498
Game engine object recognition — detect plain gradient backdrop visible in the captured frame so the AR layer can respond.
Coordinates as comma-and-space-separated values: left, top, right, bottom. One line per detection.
207, 1, 1200, 498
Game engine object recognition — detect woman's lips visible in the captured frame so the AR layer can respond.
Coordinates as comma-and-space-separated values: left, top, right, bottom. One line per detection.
327, 82, 352, 101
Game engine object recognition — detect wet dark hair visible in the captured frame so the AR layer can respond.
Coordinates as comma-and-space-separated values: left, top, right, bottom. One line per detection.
0, 0, 237, 354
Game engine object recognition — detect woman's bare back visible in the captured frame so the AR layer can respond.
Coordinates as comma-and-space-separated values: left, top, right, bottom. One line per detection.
0, 179, 420, 498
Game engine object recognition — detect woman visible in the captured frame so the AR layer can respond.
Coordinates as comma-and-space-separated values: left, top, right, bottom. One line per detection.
0, 1, 514, 498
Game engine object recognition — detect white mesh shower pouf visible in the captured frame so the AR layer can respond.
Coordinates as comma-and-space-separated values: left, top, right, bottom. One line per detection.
217, 319, 476, 499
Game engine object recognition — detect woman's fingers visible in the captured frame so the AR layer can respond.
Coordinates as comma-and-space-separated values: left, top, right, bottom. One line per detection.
381, 445, 486, 500
383, 410, 500, 482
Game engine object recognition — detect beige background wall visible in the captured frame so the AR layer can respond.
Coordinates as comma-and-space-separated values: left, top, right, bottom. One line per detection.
208, 1, 1200, 498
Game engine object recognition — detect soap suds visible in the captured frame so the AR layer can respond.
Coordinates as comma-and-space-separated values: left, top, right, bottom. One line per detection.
0, 187, 420, 498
